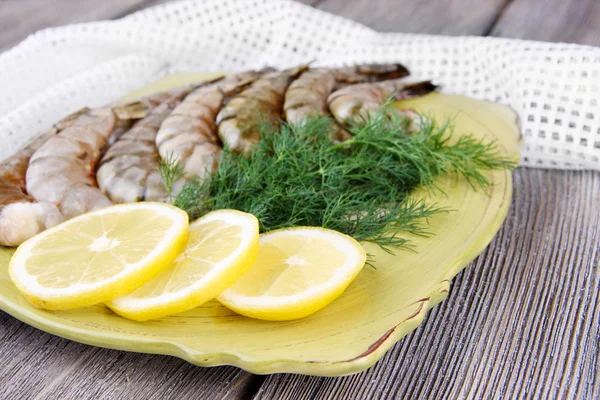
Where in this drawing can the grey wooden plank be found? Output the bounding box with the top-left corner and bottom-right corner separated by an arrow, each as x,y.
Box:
0,311 -> 100,400
492,0 -> 600,46
0,0 -> 158,51
36,352 -> 259,400
312,0 -> 508,34
0,0 -> 326,52
1,1 -> 599,400
0,311 -> 259,400
112,0 -> 190,18
255,169 -> 600,400
113,0 -> 321,19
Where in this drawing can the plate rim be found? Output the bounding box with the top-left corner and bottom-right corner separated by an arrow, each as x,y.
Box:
0,89 -> 520,376
0,176 -> 510,376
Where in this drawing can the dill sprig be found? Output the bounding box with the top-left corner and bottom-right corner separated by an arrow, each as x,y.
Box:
166,104 -> 515,255
159,153 -> 184,203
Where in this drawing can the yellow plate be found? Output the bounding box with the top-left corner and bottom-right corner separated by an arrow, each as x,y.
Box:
0,74 -> 521,376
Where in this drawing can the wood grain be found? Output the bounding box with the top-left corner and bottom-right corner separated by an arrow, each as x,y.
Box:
2,170 -> 597,399
313,0 -> 508,35
0,311 -> 259,400
0,0 -> 164,51
255,169 -> 600,400
0,311 -> 98,399
1,1 -> 600,399
0,0 -> 329,52
492,0 -> 600,46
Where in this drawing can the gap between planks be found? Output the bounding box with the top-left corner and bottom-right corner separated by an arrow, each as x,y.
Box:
481,0 -> 514,36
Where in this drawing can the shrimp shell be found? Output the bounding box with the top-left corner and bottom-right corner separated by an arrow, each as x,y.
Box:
328,79 -> 438,127
333,63 -> 410,87
0,108 -> 88,246
282,68 -> 350,143
284,68 -> 336,125
156,71 -> 263,182
284,64 -> 411,123
284,64 -> 410,142
97,92 -> 190,203
108,89 -> 191,146
26,108 -> 118,219
217,66 -> 307,153
0,133 -> 62,247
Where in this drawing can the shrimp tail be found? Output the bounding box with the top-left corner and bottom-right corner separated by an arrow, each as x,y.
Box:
113,101 -> 152,120
355,63 -> 410,79
393,80 -> 439,100
335,63 -> 410,86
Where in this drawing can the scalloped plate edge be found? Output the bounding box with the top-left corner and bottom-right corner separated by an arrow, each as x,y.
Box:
0,169 -> 511,376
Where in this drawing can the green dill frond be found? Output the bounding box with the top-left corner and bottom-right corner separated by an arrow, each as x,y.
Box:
339,104 -> 516,192
171,99 -> 515,261
158,153 -> 184,203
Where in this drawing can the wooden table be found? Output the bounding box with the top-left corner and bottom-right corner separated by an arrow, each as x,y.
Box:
1,1 -> 599,399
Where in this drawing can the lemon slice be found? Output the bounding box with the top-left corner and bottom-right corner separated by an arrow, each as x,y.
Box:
217,227 -> 367,321
9,203 -> 189,310
107,210 -> 259,321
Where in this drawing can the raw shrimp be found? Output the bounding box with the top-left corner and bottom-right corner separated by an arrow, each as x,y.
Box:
0,108 -> 88,246
107,89 -> 192,146
156,71 -> 262,183
97,93 -> 188,203
333,63 -> 409,86
0,136 -> 64,246
217,66 -> 307,153
283,68 -> 337,125
26,107 -> 118,219
328,78 -> 438,127
283,64 -> 410,142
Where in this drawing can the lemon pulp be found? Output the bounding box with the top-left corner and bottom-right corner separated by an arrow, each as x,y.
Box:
107,209 -> 259,321
9,203 -> 189,310
218,227 -> 366,321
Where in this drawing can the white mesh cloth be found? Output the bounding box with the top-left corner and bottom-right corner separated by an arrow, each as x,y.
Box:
1,0 -> 599,169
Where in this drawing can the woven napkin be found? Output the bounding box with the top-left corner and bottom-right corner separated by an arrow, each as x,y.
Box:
1,0 -> 599,169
